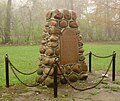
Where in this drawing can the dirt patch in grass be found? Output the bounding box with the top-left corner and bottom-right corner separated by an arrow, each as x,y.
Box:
0,71 -> 120,101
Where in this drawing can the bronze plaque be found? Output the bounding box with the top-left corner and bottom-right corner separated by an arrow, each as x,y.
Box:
60,29 -> 79,64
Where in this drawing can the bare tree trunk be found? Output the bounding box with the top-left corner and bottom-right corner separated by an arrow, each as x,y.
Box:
70,0 -> 73,10
0,27 -> 5,43
105,0 -> 112,40
4,0 -> 11,43
26,7 -> 32,42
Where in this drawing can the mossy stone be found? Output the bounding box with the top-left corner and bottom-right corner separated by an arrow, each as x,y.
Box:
36,75 -> 45,84
44,67 -> 54,76
60,76 -> 67,84
69,73 -> 78,82
65,66 -> 71,74
79,74 -> 88,80
45,77 -> 54,87
37,68 -> 43,75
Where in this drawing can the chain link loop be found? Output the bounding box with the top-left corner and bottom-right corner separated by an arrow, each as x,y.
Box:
91,51 -> 115,58
92,53 -> 113,58
8,51 -> 115,89
57,57 -> 113,91
9,59 -> 53,87
9,60 -> 37,75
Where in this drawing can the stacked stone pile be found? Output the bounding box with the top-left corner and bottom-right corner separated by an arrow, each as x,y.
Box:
36,9 -> 88,87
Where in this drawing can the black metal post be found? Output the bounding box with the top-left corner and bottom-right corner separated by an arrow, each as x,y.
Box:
54,63 -> 58,98
112,52 -> 116,81
5,54 -> 9,88
89,51 -> 92,72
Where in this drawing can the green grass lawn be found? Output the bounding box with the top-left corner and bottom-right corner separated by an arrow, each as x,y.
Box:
0,43 -> 120,86
0,45 -> 40,86
84,43 -> 120,72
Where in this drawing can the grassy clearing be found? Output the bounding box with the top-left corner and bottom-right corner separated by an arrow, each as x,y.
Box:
0,43 -> 120,86
84,43 -> 120,72
0,45 -> 40,86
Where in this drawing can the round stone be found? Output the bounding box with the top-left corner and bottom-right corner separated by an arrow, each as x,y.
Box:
36,75 -> 43,83
65,65 -> 71,74
45,77 -> 54,87
79,48 -> 84,53
59,20 -> 68,28
48,26 -> 54,34
37,59 -> 42,67
81,63 -> 88,72
69,73 -> 78,82
72,11 -> 77,20
48,42 -> 58,47
53,9 -> 63,19
49,26 -> 61,35
60,76 -> 67,84
54,28 -> 61,34
63,10 -> 71,20
46,11 -> 52,20
43,27 -> 50,33
45,48 -> 54,56
49,58 -> 55,64
49,35 -> 59,42
41,40 -> 46,44
55,48 -> 60,56
42,57 -> 50,65
79,55 -> 85,61
58,67 -> 63,75
36,75 -> 47,84
45,22 -> 49,27
79,41 -> 83,46
37,68 -> 43,75
69,21 -> 78,28
42,33 -> 48,39
76,30 -> 80,35
44,67 -> 54,76
72,64 -> 82,74
79,74 -> 88,80
79,35 -> 82,41
40,47 -> 46,54
50,20 -> 58,27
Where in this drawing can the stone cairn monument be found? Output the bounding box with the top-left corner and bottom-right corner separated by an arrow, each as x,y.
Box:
36,9 -> 88,87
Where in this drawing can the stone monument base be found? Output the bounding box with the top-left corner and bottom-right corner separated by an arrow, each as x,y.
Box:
36,9 -> 88,87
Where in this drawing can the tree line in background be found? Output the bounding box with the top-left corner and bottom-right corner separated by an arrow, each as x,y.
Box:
0,0 -> 120,44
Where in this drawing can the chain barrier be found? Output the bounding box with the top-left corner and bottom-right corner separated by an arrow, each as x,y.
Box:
9,60 -> 37,75
84,53 -> 89,56
5,52 -> 116,98
10,63 -> 53,87
10,65 -> 40,87
6,51 -> 116,90
8,57 -> 53,87
91,51 -> 115,58
57,56 -> 113,91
